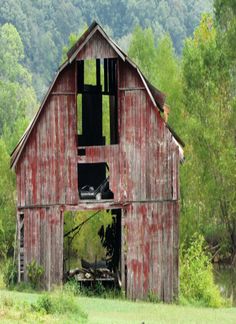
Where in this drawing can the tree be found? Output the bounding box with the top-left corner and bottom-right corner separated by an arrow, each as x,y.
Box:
214,0 -> 236,60
0,23 -> 37,144
0,24 -> 37,258
0,0 -> 213,99
128,26 -> 156,81
181,15 -> 236,259
128,27 -> 183,132
0,139 -> 16,259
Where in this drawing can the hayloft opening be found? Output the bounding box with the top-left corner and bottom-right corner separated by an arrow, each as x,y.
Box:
76,58 -> 118,146
63,209 -> 121,289
78,162 -> 113,200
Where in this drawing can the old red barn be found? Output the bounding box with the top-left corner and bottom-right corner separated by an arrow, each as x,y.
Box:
11,22 -> 184,302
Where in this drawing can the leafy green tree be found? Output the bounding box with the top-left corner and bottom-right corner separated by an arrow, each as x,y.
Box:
181,15 -> 236,257
214,0 -> 236,60
128,26 -> 156,81
0,0 -> 213,99
0,139 -> 16,259
180,234 -> 224,307
0,23 -> 37,140
64,211 -> 113,268
0,23 -> 37,258
128,27 -> 183,132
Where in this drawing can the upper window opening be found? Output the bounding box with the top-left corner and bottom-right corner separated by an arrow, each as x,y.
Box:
77,58 -> 118,147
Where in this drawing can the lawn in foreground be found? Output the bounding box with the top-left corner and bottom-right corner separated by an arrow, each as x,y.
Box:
0,289 -> 235,324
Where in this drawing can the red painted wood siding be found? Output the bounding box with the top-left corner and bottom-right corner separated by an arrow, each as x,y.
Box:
77,59 -> 180,204
16,54 -> 181,301
76,30 -> 118,60
22,207 -> 63,289
16,63 -> 78,207
122,201 -> 179,301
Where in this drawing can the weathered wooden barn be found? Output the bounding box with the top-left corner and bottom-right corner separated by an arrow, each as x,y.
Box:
11,22 -> 184,302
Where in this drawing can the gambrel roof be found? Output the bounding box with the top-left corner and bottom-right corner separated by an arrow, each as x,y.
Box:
10,21 -> 183,169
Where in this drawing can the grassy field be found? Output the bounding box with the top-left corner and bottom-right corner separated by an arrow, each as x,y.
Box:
0,289 -> 236,324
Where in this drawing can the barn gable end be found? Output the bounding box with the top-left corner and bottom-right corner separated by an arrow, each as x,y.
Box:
12,22 -> 183,302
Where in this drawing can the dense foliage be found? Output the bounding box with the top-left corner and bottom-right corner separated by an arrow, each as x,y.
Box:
181,14 -> 236,257
0,0 -> 236,304
180,234 -> 224,307
0,0 -> 212,99
127,6 -> 236,262
0,23 -> 37,260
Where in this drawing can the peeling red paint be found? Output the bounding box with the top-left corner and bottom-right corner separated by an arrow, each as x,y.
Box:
15,26 -> 181,301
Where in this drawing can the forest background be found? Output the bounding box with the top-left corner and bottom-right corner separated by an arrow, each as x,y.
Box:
0,0 -> 235,270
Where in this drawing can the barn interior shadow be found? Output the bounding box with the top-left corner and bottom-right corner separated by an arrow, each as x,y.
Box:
63,209 -> 121,291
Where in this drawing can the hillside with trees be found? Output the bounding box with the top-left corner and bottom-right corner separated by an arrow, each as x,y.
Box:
0,0 -> 212,98
0,0 -> 236,306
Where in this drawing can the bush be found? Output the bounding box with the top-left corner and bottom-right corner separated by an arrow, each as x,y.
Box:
64,278 -> 122,299
2,296 -> 14,308
147,290 -> 160,303
180,233 -> 225,307
13,281 -> 35,292
33,294 -> 53,314
32,290 -> 87,320
26,260 -> 44,289
3,259 -> 17,288
64,278 -> 81,295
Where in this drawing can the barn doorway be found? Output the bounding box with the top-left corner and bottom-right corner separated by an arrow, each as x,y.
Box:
63,209 -> 121,289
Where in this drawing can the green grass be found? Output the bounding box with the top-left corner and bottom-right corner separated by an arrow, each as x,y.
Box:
0,289 -> 236,324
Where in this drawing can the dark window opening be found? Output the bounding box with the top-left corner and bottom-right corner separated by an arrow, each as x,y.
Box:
78,163 -> 114,200
78,148 -> 86,156
77,58 -> 118,147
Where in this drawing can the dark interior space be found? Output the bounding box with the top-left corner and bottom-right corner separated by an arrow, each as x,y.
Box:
78,163 -> 114,200
63,209 -> 122,289
77,58 -> 118,147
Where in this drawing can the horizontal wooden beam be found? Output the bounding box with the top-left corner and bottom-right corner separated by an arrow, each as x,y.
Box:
119,87 -> 145,91
17,199 -> 178,210
51,92 -> 75,95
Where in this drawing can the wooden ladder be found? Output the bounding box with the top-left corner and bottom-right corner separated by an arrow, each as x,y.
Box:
19,214 -> 24,281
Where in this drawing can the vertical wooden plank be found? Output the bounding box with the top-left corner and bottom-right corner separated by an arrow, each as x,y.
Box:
173,201 -> 179,300
146,97 -> 151,199
46,208 -> 51,290
39,208 -> 45,286
23,209 -> 28,281
140,91 -> 146,201
50,207 -> 55,286
36,120 -> 40,206
55,95 -> 60,203
51,97 -> 56,204
46,100 -> 52,204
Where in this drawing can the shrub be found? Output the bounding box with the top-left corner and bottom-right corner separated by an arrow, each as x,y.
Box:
13,281 -> 35,292
147,290 -> 160,303
26,260 -> 44,289
33,294 -> 53,314
64,278 -> 81,295
2,296 -> 14,308
180,233 -> 225,307
64,279 -> 122,299
32,290 -> 87,320
3,259 -> 17,288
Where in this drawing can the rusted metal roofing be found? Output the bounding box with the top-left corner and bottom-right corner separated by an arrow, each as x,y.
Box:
10,21 -> 180,169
